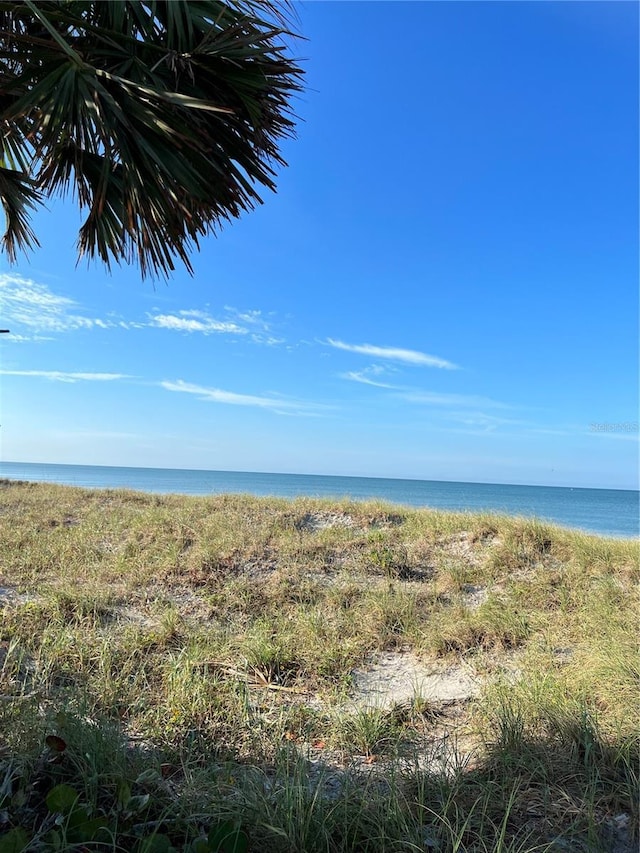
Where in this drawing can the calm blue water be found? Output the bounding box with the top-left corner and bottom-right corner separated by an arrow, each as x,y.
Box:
2,461 -> 638,539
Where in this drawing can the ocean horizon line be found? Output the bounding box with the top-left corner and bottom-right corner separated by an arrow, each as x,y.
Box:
2,460 -> 638,539
3,459 -> 637,495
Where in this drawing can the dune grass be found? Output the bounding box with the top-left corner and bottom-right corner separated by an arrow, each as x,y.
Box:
0,480 -> 637,851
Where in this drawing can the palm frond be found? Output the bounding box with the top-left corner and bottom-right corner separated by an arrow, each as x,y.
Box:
0,164 -> 41,262
0,0 -> 304,278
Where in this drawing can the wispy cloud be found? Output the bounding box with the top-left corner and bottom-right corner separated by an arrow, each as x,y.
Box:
327,338 -> 458,369
0,369 -> 130,383
224,307 -> 271,329
259,335 -> 286,346
149,307 -> 284,344
148,310 -> 248,335
341,365 -> 400,389
0,274 -> 282,344
160,380 -> 326,415
222,307 -> 285,344
400,391 -> 511,410
0,333 -> 54,344
339,363 -> 518,420
0,274 -> 114,335
445,411 -> 530,432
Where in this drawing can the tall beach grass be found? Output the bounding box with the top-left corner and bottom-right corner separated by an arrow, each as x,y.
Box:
0,481 -> 637,851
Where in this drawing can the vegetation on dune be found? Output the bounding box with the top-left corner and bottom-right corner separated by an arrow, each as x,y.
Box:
0,481 -> 638,851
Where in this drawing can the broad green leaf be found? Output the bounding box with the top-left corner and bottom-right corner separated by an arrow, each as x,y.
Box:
208,821 -> 234,849
46,784 -> 79,815
138,834 -> 175,853
0,828 -> 29,853
66,815 -> 109,844
66,806 -> 92,829
208,821 -> 248,853
126,793 -> 150,814
134,769 -> 158,786
45,829 -> 62,850
223,829 -> 248,853
117,781 -> 132,808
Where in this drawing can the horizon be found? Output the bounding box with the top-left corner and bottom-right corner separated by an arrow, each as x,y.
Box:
3,459 -> 638,494
1,2 -> 638,491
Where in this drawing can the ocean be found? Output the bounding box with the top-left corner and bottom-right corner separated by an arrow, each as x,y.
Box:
1,461 -> 638,539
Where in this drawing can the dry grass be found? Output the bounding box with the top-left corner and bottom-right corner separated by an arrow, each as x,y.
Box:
0,481 -> 638,851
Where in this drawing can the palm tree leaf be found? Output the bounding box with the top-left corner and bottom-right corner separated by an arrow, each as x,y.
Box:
0,163 -> 41,262
0,0 -> 304,278
94,69 -> 234,113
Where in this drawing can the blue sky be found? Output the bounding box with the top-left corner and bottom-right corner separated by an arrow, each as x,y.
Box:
1,1 -> 638,489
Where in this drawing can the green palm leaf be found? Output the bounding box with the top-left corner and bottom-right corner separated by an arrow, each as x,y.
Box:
0,0 -> 303,278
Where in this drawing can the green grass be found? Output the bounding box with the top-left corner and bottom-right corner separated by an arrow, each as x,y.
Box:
0,480 -> 638,851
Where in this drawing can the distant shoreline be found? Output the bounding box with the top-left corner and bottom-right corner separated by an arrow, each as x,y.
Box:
1,463 -> 638,540
3,459 -> 637,493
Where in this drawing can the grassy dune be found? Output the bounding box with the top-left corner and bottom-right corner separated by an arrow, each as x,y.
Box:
0,480 -> 638,852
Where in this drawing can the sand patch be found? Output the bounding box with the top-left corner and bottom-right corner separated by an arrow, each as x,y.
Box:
0,586 -> 37,606
461,583 -> 489,609
350,650 -> 480,710
299,512 -> 357,532
437,532 -> 484,566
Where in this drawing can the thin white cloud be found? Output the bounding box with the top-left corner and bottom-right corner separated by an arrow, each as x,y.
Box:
160,380 -> 326,415
115,317 -> 146,330
258,335 -> 286,346
224,307 -> 285,345
341,365 -> 400,389
149,312 -> 247,335
0,274 -> 281,344
0,333 -> 54,344
339,365 -> 516,414
0,273 -> 114,334
342,372 -> 396,389
401,391 -> 512,410
0,369 -> 130,383
148,307 -> 284,344
224,307 -> 271,328
327,338 -> 458,369
446,411 -> 530,431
